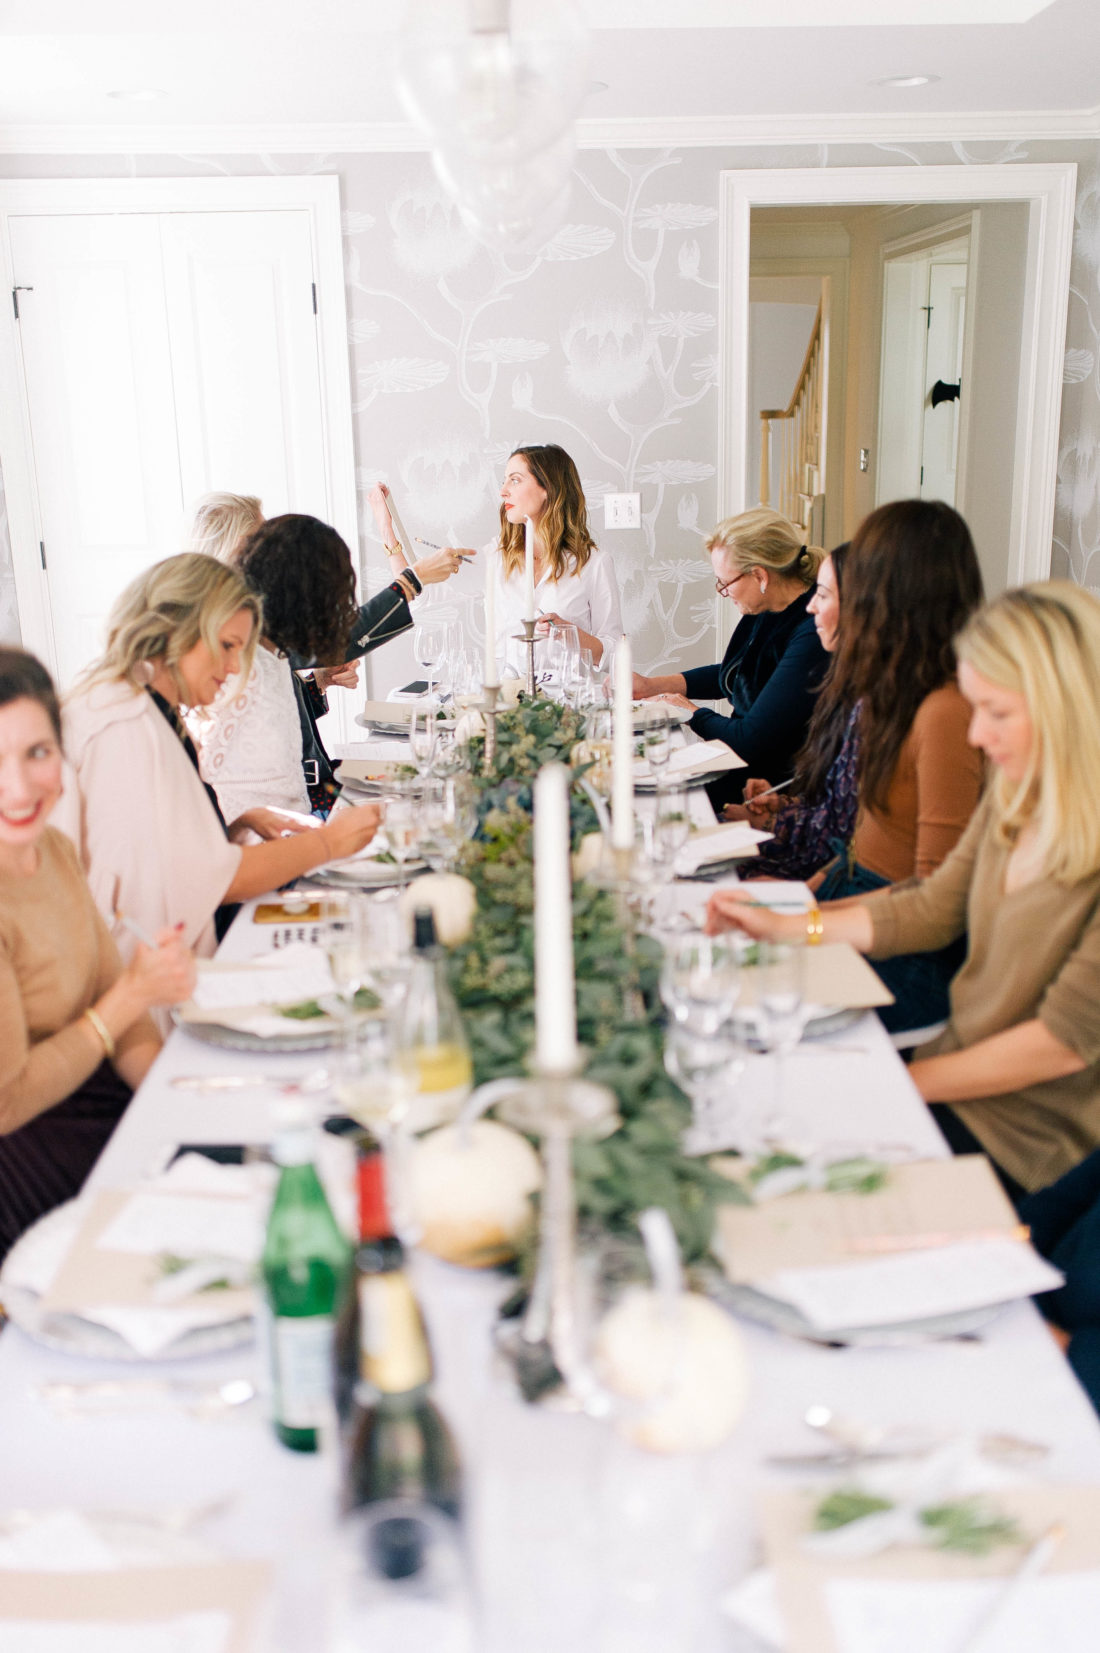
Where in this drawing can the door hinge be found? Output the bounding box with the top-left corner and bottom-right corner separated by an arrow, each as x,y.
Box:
311,282 -> 317,315
39,540 -> 46,570
12,284 -> 33,320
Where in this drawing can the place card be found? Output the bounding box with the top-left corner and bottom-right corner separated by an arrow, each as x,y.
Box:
716,1155 -> 1026,1284
0,1563 -> 269,1653
759,1485 -> 1100,1653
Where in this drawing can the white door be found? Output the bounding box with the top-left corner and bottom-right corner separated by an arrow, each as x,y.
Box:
9,213 -> 183,685
919,260 -> 968,506
161,211 -> 327,518
10,209 -> 328,688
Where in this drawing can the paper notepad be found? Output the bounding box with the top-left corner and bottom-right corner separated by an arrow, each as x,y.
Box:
0,1565 -> 268,1653
760,1485 -> 1100,1653
634,738 -> 746,781
675,821 -> 773,874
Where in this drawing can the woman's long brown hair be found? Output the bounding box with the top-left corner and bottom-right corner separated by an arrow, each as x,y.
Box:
804,500 -> 983,811
499,445 -> 596,581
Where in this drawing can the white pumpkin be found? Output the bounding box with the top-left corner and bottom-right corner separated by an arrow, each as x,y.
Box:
594,1288 -> 750,1453
454,709 -> 486,742
571,831 -> 605,881
399,872 -> 477,947
498,679 -> 524,707
408,1119 -> 542,1268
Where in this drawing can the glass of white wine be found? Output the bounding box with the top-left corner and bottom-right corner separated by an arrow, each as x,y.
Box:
383,785 -> 422,895
322,893 -> 371,1060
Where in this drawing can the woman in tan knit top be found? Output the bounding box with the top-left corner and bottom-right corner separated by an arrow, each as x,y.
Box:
707,583 -> 1100,1199
0,649 -> 195,1258
731,499 -> 985,1031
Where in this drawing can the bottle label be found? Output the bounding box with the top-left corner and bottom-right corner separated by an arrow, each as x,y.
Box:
358,1273 -> 432,1393
271,1314 -> 335,1429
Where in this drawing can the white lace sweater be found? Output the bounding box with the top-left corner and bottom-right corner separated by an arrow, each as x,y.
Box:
197,643 -> 312,824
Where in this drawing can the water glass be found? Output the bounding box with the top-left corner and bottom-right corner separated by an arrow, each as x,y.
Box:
641,707 -> 675,779
322,894 -> 371,1057
413,621 -> 448,699
408,705 -> 437,778
383,786 -> 421,894
741,939 -> 807,1141
658,935 -> 741,1036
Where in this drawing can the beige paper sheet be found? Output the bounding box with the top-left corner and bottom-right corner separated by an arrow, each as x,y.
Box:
759,1485 -> 1100,1653
0,1562 -> 269,1648
359,699 -> 413,725
716,1156 -> 1019,1283
41,1190 -> 254,1319
736,942 -> 893,1011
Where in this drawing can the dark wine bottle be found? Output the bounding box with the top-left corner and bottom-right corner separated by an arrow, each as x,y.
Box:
341,1243 -> 462,1527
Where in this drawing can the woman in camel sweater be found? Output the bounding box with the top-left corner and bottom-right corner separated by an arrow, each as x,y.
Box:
733,500 -> 985,1031
0,649 -> 195,1257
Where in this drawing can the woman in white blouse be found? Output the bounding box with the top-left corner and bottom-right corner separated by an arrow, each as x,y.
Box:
458,445 -> 622,675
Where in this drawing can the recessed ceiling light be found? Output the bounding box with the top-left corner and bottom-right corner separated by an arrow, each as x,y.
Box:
107,88 -> 167,103
873,74 -> 940,88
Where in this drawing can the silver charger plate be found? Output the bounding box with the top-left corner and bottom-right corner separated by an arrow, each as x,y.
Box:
707,1275 -> 1003,1348
634,768 -> 730,794
0,1201 -> 255,1362
172,1011 -> 340,1053
737,1004 -> 862,1049
306,856 -> 427,890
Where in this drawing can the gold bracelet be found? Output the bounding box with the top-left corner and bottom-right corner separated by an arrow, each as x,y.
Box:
83,1006 -> 116,1059
805,905 -> 824,947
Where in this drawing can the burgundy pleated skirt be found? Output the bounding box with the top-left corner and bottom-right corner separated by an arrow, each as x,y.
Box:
0,1061 -> 132,1262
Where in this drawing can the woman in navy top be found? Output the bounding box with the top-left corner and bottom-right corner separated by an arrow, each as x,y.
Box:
633,508 -> 828,803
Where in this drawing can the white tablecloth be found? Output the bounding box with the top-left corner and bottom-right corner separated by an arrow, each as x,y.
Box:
3,852 -> 1100,1650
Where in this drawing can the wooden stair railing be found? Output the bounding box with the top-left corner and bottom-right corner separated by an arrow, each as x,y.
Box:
758,299 -> 824,534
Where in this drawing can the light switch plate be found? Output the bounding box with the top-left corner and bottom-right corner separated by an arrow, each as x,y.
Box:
603,492 -> 641,530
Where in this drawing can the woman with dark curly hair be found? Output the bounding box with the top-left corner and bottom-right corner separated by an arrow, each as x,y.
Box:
197,515 -> 365,826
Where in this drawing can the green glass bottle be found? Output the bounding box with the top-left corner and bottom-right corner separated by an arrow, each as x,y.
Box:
261,1114 -> 352,1452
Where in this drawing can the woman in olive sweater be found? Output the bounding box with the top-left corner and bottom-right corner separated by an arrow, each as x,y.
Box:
707,582 -> 1100,1199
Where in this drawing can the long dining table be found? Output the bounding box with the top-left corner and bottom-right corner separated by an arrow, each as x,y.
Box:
3,737 -> 1100,1652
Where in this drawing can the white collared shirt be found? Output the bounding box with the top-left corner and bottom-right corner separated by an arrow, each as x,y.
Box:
488,542 -> 623,675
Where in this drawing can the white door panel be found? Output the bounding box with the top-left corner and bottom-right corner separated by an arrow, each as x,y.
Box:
9,213 -> 183,685
920,260 -> 968,506
161,211 -> 327,522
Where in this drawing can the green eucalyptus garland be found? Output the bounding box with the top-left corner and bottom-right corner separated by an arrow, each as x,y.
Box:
448,698 -> 743,1265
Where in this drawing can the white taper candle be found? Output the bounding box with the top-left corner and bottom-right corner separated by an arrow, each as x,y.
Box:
611,636 -> 634,851
524,517 -> 536,623
534,762 -> 580,1075
484,547 -> 498,687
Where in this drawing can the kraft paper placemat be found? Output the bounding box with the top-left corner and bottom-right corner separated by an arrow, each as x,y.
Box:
737,942 -> 894,1011
42,1190 -> 254,1319
716,1155 -> 1019,1284
0,1561 -> 269,1649
759,1485 -> 1100,1653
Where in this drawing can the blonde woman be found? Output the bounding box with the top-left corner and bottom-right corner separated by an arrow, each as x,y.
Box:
707,582 -> 1100,1200
185,491 -> 264,563
452,445 -> 622,673
634,508 -> 827,797
56,554 -> 382,972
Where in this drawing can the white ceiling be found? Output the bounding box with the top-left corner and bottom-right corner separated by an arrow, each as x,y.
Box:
0,0 -> 1095,137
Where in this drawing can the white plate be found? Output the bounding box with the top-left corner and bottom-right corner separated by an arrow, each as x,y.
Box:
708,1275 -> 1003,1347
0,1201 -> 254,1363
632,702 -> 694,729
310,856 -> 427,889
635,768 -> 729,794
172,1010 -> 341,1052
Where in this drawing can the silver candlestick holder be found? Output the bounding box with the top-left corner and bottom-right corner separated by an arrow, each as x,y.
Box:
513,618 -> 540,699
480,681 -> 501,774
469,1066 -> 619,1408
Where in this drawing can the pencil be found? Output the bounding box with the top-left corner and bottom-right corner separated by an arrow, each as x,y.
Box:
113,910 -> 158,949
415,537 -> 474,561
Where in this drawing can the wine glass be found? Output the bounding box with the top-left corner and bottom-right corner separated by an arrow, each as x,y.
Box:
741,939 -> 808,1143
662,1021 -> 742,1143
407,704 -> 437,779
658,935 -> 741,1036
322,894 -> 371,1062
383,786 -> 421,896
413,621 -> 447,702
641,707 -> 674,781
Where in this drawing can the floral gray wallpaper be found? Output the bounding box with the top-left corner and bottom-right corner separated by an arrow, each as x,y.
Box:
0,135 -> 1098,672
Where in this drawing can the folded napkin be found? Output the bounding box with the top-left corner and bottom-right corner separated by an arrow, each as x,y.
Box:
674,820 -> 772,875
191,944 -> 334,1013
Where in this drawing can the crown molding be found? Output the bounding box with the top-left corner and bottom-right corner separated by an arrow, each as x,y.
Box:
0,105 -> 1097,156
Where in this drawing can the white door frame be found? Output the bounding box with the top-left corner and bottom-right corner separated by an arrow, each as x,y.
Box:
0,176 -> 356,674
718,164 -> 1077,599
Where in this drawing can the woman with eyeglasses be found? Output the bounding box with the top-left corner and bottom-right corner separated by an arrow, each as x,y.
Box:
633,509 -> 828,803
